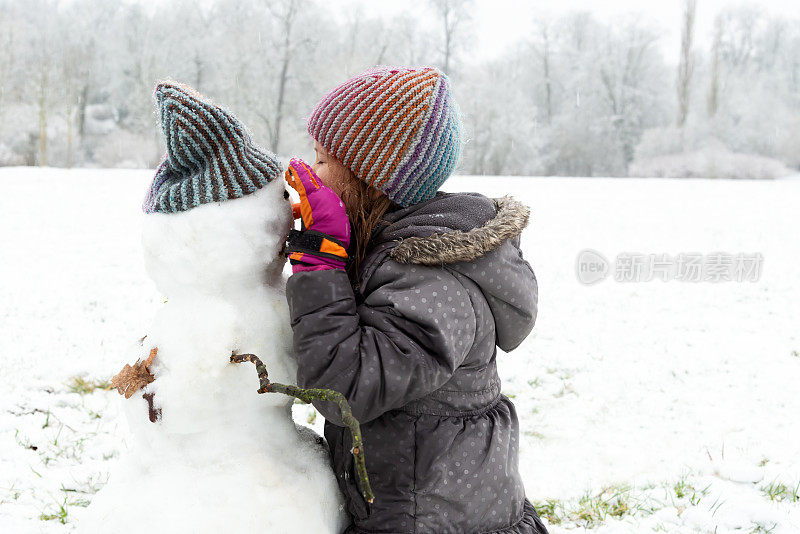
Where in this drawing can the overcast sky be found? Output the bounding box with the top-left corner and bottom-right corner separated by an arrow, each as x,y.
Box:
335,0 -> 800,64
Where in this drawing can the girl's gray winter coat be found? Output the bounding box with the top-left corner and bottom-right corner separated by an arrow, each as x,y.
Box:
285,191 -> 548,534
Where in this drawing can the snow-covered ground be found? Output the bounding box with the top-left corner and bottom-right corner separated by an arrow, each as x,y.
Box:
1,167 -> 798,533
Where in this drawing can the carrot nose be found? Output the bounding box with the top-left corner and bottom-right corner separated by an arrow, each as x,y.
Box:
292,202 -> 302,220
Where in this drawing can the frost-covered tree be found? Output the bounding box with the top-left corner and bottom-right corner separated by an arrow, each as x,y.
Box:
676,0 -> 696,128
507,12 -> 669,176
428,0 -> 475,76
529,18 -> 555,125
1,0 -> 798,176
458,52 -> 542,176
707,15 -> 722,119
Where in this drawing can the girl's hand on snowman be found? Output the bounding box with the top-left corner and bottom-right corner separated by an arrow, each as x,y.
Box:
284,157 -> 350,273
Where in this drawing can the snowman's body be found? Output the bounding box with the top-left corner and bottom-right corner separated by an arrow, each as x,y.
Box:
80,178 -> 347,533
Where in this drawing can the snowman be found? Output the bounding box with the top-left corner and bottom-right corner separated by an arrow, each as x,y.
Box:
79,82 -> 348,533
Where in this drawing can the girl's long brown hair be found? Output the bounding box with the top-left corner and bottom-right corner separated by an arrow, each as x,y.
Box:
337,166 -> 397,286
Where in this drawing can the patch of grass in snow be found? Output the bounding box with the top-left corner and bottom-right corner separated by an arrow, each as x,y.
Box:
67,374 -> 113,395
670,474 -> 710,510
572,485 -> 636,527
39,484 -> 98,523
545,367 -> 575,380
791,350 -> 799,358
14,407 -> 95,469
60,485 -> 91,508
761,480 -> 788,501
691,485 -> 710,506
0,484 -> 22,505
708,494 -> 726,517
760,479 -> 800,503
39,496 -> 69,524
553,382 -> 576,398
524,429 -> 546,440
83,472 -> 110,494
531,498 -> 565,525
673,477 -> 693,499
749,521 -> 778,533
537,485 -> 657,528
543,367 -> 578,398
14,428 -> 38,451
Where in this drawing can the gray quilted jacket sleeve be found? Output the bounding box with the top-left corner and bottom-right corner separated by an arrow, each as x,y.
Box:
285,261 -> 477,426
500,233 -> 538,351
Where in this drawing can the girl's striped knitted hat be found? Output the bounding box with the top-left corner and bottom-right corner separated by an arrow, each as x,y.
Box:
307,65 -> 465,207
143,81 -> 282,214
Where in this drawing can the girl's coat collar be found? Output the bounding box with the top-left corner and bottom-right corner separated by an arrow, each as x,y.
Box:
387,195 -> 530,265
354,192 -> 531,290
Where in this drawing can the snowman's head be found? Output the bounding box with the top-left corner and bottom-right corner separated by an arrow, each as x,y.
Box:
140,81 -> 291,296
142,180 -> 292,296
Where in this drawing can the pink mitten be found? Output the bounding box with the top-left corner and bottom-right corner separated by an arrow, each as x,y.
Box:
284,157 -> 351,273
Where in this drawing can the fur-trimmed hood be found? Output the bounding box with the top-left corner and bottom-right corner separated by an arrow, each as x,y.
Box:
371,191 -> 531,265
363,189 -> 538,354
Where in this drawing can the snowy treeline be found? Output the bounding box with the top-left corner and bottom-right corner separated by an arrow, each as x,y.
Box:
0,0 -> 797,177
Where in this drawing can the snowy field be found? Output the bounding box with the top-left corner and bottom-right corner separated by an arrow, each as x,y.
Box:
1,167 -> 799,533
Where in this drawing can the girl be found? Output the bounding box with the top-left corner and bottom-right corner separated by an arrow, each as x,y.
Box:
283,65 -> 548,534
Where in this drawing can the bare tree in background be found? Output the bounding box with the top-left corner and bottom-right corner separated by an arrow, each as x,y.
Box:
57,2 -> 95,168
707,15 -> 722,118
0,11 -> 14,109
395,14 -> 438,67
36,60 -> 49,166
531,19 -> 555,124
676,0 -> 696,128
263,0 -> 311,154
61,43 -> 79,168
30,0 -> 60,166
598,20 -> 661,171
340,5 -> 393,71
718,7 -> 760,72
187,7 -> 214,93
428,0 -> 474,75
1,0 -> 798,174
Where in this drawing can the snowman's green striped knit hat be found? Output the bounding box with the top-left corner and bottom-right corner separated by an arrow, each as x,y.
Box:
143,81 -> 282,214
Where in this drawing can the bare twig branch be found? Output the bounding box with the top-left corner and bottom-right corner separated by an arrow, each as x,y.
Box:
230,352 -> 374,504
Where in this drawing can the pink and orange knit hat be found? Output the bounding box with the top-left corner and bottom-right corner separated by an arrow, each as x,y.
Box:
306,65 -> 465,207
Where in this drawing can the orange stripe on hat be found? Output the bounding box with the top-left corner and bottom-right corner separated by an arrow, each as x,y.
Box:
342,71 -> 435,183
363,73 -> 437,187
372,100 -> 435,187
377,121 -> 424,188
333,78 -> 399,166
